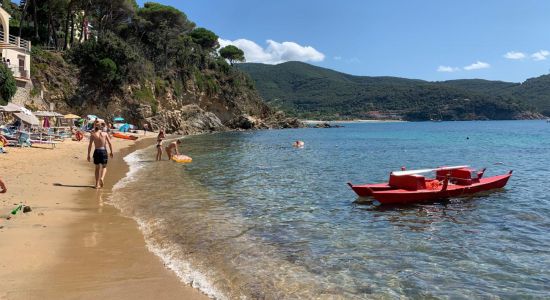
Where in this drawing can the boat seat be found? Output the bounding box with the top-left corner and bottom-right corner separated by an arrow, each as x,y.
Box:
436,168 -> 478,185
389,174 -> 426,191
425,180 -> 441,190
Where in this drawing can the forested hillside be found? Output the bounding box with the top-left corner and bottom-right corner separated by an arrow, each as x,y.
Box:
239,62 -> 548,120
5,0 -> 299,133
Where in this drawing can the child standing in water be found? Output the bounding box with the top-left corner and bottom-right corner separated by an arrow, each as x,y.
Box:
156,129 -> 166,161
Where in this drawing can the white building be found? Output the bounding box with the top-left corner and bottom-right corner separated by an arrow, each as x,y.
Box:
0,5 -> 31,84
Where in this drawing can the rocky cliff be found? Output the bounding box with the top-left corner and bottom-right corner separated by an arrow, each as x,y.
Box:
29,49 -> 302,134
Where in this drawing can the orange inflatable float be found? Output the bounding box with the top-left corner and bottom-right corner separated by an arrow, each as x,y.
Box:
113,133 -> 138,140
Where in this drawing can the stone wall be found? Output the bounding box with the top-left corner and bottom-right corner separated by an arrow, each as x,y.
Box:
10,83 -> 49,110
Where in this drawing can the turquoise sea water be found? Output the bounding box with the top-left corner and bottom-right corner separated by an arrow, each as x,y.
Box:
112,121 -> 550,299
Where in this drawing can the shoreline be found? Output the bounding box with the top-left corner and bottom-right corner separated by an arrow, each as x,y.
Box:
301,119 -> 406,124
0,134 -> 208,299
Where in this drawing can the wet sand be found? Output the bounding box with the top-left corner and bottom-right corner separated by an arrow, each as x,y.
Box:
0,135 -> 208,299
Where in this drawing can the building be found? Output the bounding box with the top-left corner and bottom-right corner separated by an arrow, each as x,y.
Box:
0,4 -> 31,84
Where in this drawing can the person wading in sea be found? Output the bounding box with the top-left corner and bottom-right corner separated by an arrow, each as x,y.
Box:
87,126 -> 114,189
156,128 -> 166,161
165,139 -> 182,160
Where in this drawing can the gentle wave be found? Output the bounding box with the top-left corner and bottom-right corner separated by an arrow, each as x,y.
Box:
109,144 -> 226,300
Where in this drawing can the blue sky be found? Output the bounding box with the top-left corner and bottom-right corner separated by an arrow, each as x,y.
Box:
137,0 -> 550,82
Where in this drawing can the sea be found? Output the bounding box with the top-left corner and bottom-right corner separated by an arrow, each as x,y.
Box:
110,120 -> 550,299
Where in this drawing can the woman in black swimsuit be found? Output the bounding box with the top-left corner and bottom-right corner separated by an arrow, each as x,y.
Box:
156,129 -> 166,161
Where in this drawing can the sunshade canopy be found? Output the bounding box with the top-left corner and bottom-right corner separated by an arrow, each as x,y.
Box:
113,117 -> 125,121
34,111 -> 64,117
63,113 -> 80,119
392,165 -> 470,176
13,105 -> 39,126
0,103 -> 22,113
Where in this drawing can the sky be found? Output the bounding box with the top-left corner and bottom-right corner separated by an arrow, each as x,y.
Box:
137,0 -> 550,82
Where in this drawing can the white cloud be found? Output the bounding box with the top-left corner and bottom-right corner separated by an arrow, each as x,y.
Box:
437,65 -> 460,72
531,50 -> 550,61
503,51 -> 526,60
219,38 -> 325,64
464,61 -> 490,71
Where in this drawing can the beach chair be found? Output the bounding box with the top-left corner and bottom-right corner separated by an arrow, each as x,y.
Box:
17,132 -> 32,148
29,132 -> 58,149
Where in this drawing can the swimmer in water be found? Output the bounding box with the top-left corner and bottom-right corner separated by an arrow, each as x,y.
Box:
293,140 -> 305,148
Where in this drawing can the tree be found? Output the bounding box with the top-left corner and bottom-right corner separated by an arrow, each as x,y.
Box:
0,64 -> 17,105
219,45 -> 245,65
68,32 -> 146,88
137,2 -> 195,69
189,27 -> 219,50
89,0 -> 136,37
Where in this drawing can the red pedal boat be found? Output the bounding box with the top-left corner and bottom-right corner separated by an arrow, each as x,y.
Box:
348,166 -> 512,205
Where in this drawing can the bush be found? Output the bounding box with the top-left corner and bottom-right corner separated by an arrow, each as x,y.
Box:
133,84 -> 158,113
98,58 -> 118,83
0,64 -> 16,105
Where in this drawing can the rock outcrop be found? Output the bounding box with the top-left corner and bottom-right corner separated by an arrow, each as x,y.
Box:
29,51 -> 303,133
150,104 -> 226,135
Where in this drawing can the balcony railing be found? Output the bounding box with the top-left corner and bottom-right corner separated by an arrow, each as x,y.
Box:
19,66 -> 28,79
0,31 -> 31,51
3,64 -> 30,80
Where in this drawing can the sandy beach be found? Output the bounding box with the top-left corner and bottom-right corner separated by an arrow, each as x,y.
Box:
0,134 -> 207,299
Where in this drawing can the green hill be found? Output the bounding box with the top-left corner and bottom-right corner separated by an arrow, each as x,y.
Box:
238,61 -> 547,120
439,79 -> 518,94
510,75 -> 550,115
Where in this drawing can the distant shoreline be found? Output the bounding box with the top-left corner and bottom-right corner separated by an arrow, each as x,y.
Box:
301,119 -> 406,124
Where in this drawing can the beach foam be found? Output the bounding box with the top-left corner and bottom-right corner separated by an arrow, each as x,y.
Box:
110,144 -> 226,300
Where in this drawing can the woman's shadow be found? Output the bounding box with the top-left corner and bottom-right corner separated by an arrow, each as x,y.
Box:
53,183 -> 96,189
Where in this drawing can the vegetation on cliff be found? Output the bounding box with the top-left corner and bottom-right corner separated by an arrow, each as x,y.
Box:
10,0 -> 294,132
0,64 -> 16,105
239,62 -> 547,121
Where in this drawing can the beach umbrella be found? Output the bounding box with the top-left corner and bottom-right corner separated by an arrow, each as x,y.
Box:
12,105 -> 39,126
113,116 -> 124,122
14,112 -> 39,126
43,116 -> 50,128
0,103 -> 22,113
34,111 -> 64,117
63,113 -> 80,119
